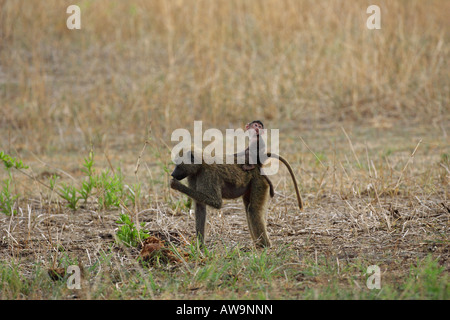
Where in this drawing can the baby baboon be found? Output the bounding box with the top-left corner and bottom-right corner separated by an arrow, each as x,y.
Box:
235,120 -> 266,171
234,120 -> 274,197
170,150 -> 303,247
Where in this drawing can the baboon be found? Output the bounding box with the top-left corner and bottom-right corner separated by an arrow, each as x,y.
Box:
234,119 -> 274,197
170,150 -> 303,247
235,120 -> 266,171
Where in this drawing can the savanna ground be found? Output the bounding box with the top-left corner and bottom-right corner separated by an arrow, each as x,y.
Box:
0,0 -> 449,300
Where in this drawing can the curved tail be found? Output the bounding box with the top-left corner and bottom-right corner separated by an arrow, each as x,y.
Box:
266,152 -> 303,211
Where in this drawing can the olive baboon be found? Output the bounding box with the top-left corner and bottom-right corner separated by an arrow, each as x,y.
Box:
234,120 -> 266,171
234,119 -> 275,197
170,150 -> 303,247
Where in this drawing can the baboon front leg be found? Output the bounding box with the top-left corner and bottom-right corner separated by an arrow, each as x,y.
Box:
243,180 -> 271,248
195,201 -> 207,244
170,179 -> 222,209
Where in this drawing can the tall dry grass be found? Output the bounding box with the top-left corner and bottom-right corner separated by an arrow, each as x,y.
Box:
0,0 -> 448,153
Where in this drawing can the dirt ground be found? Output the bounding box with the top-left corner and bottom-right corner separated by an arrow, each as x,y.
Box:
1,125 -> 448,290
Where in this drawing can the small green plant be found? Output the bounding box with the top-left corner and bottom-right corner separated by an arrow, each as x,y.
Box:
0,174 -> 18,215
79,150 -> 97,203
0,149 -> 141,213
115,212 -> 149,247
54,150 -> 133,210
0,151 -> 29,170
59,183 -> 79,210
97,168 -> 125,210
125,183 -> 142,207
48,174 -> 59,191
0,151 -> 28,215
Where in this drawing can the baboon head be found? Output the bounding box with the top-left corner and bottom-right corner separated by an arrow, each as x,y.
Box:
171,150 -> 202,181
245,120 -> 264,135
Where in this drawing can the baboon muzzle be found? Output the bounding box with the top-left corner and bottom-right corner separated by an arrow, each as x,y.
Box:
171,166 -> 188,181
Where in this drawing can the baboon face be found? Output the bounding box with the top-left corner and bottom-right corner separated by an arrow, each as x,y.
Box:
171,164 -> 189,180
245,120 -> 264,135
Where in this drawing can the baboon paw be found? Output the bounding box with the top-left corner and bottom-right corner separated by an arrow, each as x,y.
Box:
170,178 -> 181,189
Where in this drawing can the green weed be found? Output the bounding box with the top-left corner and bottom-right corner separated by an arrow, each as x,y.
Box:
115,212 -> 149,247
0,151 -> 28,215
0,173 -> 18,215
53,150 -> 140,210
59,183 -> 80,210
0,151 -> 28,170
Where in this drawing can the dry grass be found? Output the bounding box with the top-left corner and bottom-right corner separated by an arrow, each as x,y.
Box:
0,124 -> 448,299
0,0 -> 449,299
1,0 -> 449,152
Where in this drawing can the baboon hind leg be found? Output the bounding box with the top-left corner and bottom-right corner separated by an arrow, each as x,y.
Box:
243,179 -> 271,248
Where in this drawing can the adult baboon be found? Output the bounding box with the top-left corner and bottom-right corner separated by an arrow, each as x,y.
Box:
170,150 -> 302,247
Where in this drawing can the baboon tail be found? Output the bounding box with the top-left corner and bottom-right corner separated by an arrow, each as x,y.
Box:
266,153 -> 303,211
263,175 -> 275,198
